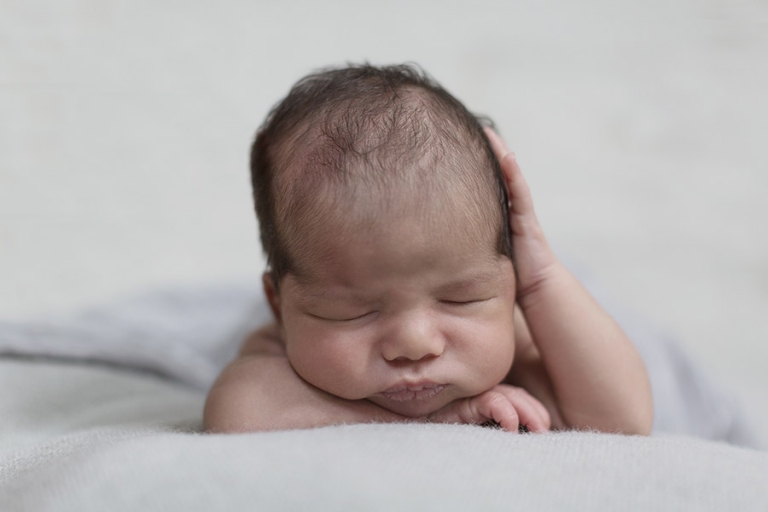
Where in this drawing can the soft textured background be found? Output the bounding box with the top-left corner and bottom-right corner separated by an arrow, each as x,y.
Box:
1,1 -> 766,429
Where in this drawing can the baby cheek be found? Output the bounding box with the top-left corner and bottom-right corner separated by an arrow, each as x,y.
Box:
481,330 -> 515,370
284,324 -> 372,399
457,315 -> 515,386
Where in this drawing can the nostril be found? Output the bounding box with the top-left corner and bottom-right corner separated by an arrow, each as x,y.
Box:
381,327 -> 445,363
387,353 -> 439,366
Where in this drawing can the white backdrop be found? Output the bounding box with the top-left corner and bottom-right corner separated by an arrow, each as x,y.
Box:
1,0 -> 766,426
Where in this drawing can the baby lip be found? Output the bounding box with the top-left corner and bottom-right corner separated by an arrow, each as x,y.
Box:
381,382 -> 446,402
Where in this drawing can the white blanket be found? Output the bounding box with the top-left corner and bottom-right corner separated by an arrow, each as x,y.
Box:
1,359 -> 767,511
0,276 -> 759,444
1,278 -> 766,510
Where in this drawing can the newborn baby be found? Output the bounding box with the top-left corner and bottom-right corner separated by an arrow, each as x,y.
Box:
204,64 -> 653,434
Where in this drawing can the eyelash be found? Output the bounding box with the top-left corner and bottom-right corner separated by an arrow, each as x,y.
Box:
310,298 -> 492,322
441,298 -> 489,306
310,312 -> 374,322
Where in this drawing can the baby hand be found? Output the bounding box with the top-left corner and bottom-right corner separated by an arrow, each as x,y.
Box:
484,128 -> 559,300
427,384 -> 551,433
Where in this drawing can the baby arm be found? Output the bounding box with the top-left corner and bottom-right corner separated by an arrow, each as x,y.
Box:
485,129 -> 653,435
203,323 -> 411,432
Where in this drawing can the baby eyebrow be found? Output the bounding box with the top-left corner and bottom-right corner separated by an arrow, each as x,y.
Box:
435,271 -> 499,294
300,287 -> 373,303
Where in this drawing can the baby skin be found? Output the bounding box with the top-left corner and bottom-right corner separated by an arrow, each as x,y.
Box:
203,128 -> 654,435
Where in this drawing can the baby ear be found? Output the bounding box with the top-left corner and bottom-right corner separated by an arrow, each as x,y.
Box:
262,271 -> 282,324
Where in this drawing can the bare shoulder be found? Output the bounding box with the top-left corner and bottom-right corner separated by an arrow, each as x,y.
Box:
203,354 -> 294,433
238,323 -> 285,357
203,356 -> 263,433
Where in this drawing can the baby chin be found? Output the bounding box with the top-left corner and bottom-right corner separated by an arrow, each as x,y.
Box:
368,382 -> 457,417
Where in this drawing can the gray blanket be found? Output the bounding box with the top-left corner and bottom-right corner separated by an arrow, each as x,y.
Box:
0,275 -> 760,447
1,276 -> 767,511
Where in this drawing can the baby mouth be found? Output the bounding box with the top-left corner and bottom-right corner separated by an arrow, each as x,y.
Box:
381,383 -> 446,402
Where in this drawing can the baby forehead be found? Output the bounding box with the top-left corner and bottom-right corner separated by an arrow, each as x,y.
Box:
285,206 -> 506,285
275,139 -> 497,217
281,177 -> 498,253
275,154 -> 505,274
288,244 -> 510,299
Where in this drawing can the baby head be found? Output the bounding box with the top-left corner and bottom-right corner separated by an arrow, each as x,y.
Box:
250,64 -> 518,417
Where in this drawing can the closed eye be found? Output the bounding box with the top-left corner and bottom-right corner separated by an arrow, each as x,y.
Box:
308,311 -> 376,322
440,298 -> 493,306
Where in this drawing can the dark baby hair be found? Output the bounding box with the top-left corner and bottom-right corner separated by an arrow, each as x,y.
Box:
250,63 -> 512,284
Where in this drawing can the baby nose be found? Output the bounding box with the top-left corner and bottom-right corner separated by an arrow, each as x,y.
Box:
382,314 -> 445,363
